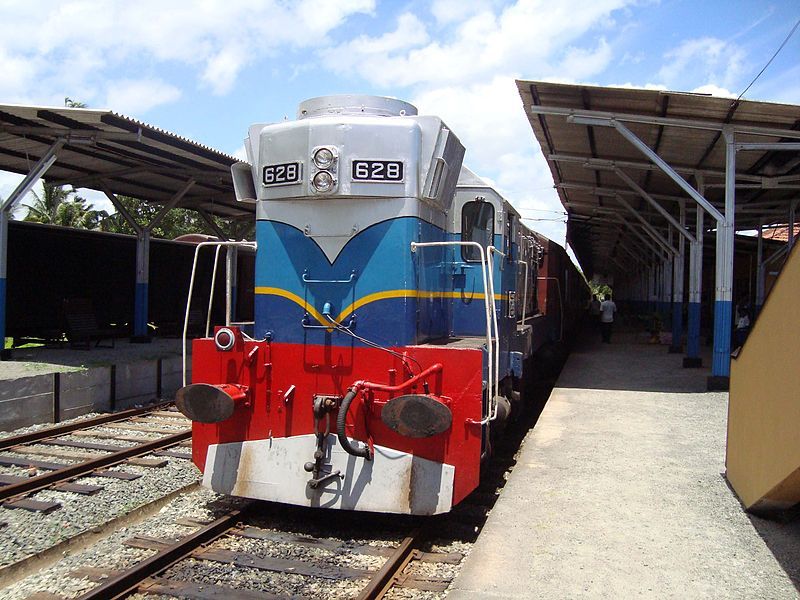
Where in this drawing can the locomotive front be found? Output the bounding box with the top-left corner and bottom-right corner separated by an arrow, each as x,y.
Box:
176,95 -> 492,515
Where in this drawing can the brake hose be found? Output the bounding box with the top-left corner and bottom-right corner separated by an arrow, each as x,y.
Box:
336,386 -> 373,460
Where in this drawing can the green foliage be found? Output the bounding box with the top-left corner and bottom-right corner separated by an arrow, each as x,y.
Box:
64,97 -> 87,108
590,282 -> 613,299
16,173 -> 252,240
99,195 -> 254,240
22,183 -> 108,228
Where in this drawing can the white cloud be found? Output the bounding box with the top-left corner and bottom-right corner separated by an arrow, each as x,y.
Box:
430,0 -> 493,25
690,84 -> 735,98
0,0 -> 376,106
658,37 -> 746,91
341,13 -> 430,56
327,0 -> 631,88
557,39 -> 613,80
105,79 -> 182,114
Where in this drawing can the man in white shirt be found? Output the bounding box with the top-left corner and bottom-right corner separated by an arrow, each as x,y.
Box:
600,294 -> 617,343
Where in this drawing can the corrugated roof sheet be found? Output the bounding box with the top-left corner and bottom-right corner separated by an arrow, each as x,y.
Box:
0,104 -> 252,218
517,81 -> 800,279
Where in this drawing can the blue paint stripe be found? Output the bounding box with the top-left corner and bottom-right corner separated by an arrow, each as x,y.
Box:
712,300 -> 732,377
134,282 -> 148,337
686,302 -> 701,358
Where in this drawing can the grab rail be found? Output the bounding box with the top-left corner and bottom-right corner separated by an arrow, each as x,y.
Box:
183,241 -> 257,386
302,269 -> 357,284
410,241 -> 497,424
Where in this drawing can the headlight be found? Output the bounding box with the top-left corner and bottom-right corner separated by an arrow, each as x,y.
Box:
214,327 -> 236,351
312,170 -> 335,193
313,147 -> 335,169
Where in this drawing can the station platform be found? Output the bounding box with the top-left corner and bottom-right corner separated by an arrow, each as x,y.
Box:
0,338 -> 188,430
450,329 -> 800,598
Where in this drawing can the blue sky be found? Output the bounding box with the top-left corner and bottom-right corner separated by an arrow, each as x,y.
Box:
1,0 -> 799,245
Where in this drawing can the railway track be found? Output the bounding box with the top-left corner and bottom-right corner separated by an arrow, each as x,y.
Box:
52,504 -> 456,600
0,405 -> 192,512
6,371 -> 561,599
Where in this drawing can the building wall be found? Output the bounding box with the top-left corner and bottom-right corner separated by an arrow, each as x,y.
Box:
727,241 -> 800,510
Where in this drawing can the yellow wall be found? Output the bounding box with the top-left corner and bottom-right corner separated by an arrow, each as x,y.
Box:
727,241 -> 800,511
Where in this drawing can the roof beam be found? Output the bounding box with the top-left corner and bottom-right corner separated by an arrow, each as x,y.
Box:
614,168 -> 696,243
547,153 -> 763,183
529,105 -> 800,139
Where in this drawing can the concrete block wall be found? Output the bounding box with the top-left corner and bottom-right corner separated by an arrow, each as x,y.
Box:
0,355 -> 189,432
60,367 -> 112,420
113,360 -> 159,411
0,375 -> 55,431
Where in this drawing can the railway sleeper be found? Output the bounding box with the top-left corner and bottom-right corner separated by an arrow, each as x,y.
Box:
234,526 -> 395,556
193,547 -> 374,580
139,576 -> 300,600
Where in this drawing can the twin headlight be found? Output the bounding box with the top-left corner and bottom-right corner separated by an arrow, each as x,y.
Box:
311,147 -> 337,193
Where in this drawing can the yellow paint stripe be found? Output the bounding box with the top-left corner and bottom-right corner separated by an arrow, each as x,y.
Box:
255,287 -> 327,325
255,286 -> 506,326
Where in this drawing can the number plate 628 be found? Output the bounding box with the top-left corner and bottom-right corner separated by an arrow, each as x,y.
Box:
263,162 -> 302,186
352,160 -> 404,182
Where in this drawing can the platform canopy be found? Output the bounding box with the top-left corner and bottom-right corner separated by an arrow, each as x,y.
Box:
0,104 -> 252,218
517,81 -> 800,280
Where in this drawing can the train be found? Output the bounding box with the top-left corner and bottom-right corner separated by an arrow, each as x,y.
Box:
175,95 -> 588,515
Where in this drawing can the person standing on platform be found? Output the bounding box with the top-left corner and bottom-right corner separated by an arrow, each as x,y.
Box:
600,293 -> 617,343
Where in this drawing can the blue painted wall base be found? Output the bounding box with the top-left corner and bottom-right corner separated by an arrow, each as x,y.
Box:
669,301 -> 683,352
711,299 -> 733,377
684,301 -> 701,367
134,282 -> 149,340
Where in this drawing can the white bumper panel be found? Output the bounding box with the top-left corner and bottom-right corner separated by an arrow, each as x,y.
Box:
202,434 -> 454,515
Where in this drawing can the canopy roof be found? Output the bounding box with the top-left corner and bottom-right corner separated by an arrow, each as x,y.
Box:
0,104 -> 252,218
517,81 -> 800,278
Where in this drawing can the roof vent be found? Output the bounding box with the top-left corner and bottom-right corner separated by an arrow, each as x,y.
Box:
297,95 -> 418,119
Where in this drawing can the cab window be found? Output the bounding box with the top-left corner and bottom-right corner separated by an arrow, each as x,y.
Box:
461,201 -> 494,262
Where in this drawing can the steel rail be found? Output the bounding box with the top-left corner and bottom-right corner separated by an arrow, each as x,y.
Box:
0,430 -> 190,501
0,401 -> 174,451
75,508 -> 248,600
356,530 -> 422,600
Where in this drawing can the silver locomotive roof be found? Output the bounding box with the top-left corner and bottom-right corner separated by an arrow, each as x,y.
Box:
297,95 -> 418,119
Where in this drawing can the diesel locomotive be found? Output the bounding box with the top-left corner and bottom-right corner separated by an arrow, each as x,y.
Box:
176,95 -> 587,515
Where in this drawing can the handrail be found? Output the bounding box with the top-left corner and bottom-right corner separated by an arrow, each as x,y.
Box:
411,241 -> 496,424
183,241 -> 257,386
517,259 -> 529,326
205,245 -> 222,338
302,269 -> 357,284
486,246 -> 506,422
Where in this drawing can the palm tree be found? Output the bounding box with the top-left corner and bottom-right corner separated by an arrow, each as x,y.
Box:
23,183 -> 74,224
23,183 -> 106,229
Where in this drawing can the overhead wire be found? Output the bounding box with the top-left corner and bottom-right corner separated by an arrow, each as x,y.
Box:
735,16 -> 800,102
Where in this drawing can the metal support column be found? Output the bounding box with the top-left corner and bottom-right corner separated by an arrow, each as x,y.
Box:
134,230 -> 151,340
0,141 -> 63,356
685,201 -> 704,368
670,202 -> 686,352
663,228 -> 673,322
709,129 -> 736,387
